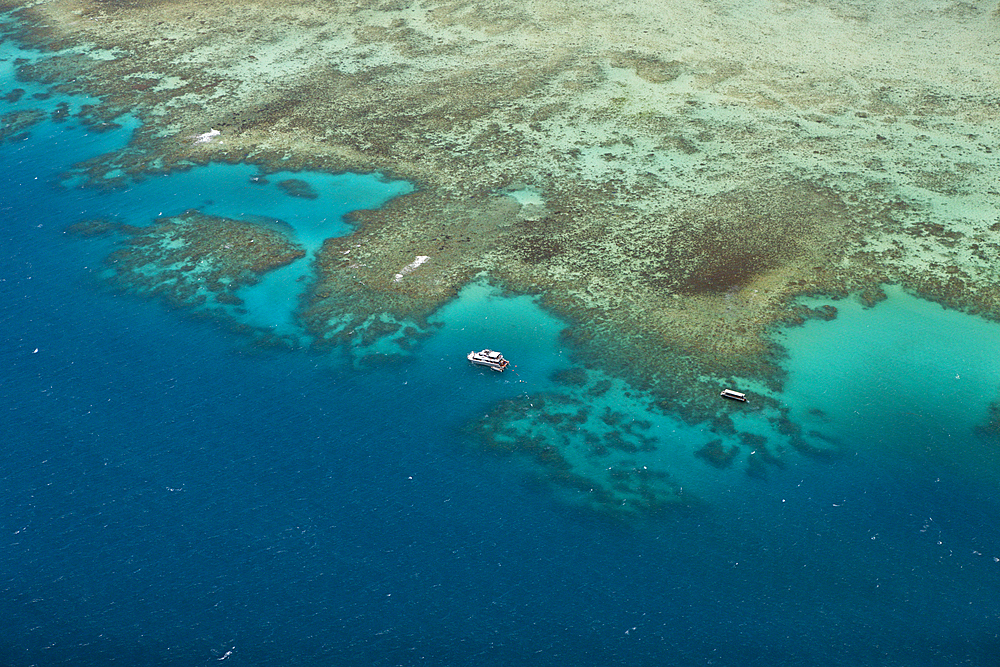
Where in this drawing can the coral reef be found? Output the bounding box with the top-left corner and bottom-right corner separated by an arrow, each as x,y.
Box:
7,0 -> 997,380
103,209 -> 304,311
695,440 -> 739,469
466,389 -> 684,518
64,217 -> 118,238
276,178 -> 318,199
8,0 -> 1000,512
0,108 -> 46,143
974,400 -> 1000,445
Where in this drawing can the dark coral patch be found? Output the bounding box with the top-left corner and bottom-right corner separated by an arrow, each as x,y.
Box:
64,218 -> 118,238
652,182 -> 850,295
517,235 -> 562,264
974,399 -> 1000,444
0,108 -> 46,143
465,389 -> 683,517
695,439 -> 740,468
103,209 -> 305,308
276,178 -> 319,199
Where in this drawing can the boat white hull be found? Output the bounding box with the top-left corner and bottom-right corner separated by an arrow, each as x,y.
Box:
468,349 -> 509,372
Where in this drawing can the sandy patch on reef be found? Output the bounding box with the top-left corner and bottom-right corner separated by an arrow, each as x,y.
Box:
7,0 -> 1000,402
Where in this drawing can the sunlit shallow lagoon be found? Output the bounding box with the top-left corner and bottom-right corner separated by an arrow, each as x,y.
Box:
2,33 -> 1000,667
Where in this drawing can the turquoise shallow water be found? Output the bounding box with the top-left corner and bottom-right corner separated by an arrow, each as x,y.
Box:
2,32 -> 1000,666
74,162 -> 413,252
779,287 -> 1000,472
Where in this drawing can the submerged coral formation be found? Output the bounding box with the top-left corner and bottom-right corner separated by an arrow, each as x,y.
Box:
467,385 -> 683,517
103,209 -> 305,311
464,364 -> 835,516
276,178 -> 318,200
0,107 -> 46,142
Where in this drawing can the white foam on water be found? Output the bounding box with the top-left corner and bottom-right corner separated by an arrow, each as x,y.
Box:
193,128 -> 220,144
393,255 -> 430,282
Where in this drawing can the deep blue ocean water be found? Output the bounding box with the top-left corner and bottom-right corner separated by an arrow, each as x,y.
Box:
2,36 -> 1000,667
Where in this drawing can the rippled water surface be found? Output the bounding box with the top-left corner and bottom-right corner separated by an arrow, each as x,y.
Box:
2,35 -> 999,667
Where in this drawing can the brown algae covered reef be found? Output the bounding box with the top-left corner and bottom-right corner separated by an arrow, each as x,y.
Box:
7,0 -> 1000,514
67,210 -> 308,340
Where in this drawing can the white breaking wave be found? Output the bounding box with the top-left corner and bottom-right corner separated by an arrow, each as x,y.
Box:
394,255 -> 430,282
194,128 -> 220,144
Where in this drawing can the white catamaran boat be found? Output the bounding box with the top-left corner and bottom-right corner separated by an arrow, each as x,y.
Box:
467,349 -> 509,372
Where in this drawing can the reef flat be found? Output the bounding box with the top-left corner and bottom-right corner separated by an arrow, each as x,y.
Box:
8,0 -> 998,360
5,0 -> 1000,512
74,210 -> 306,335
